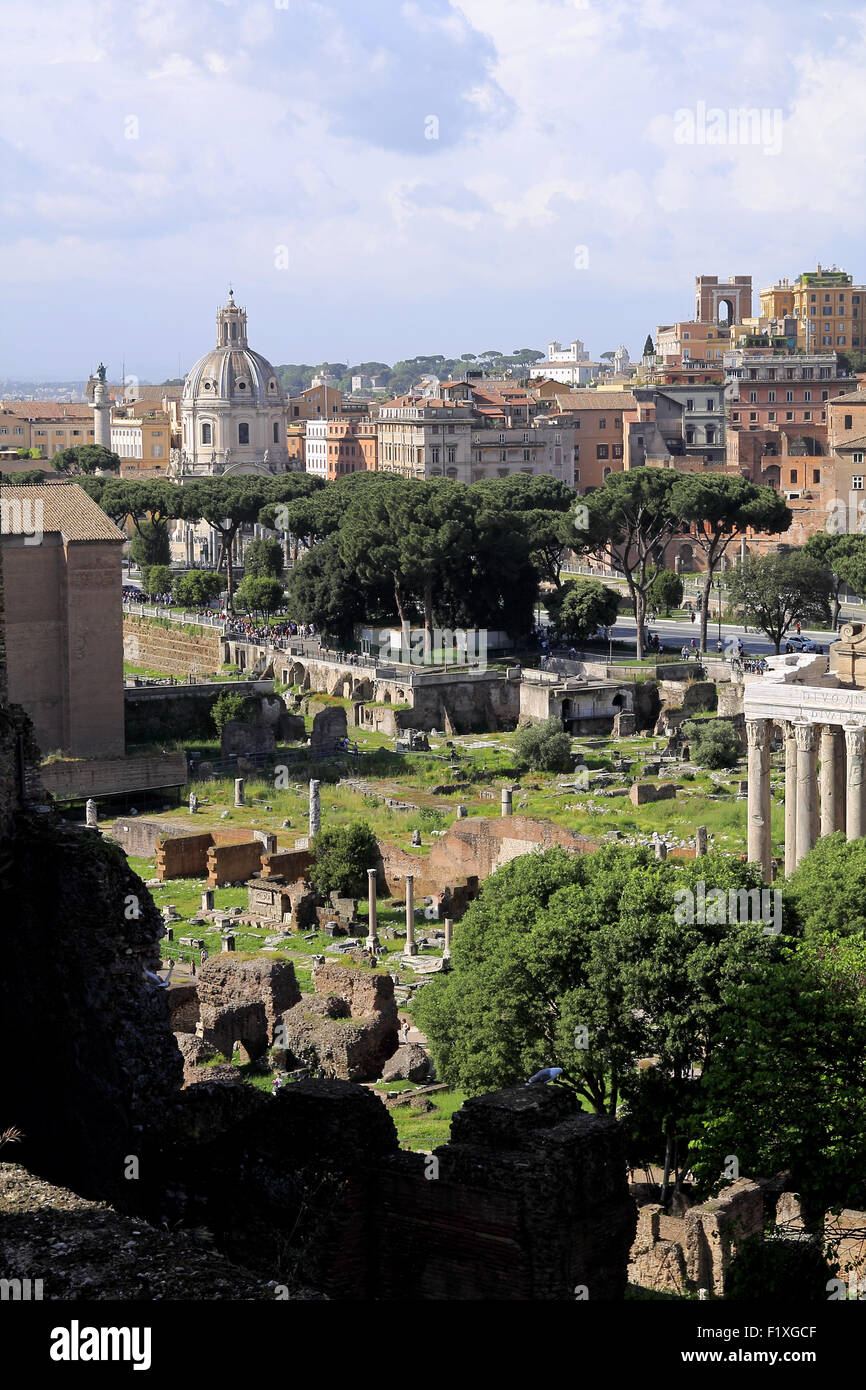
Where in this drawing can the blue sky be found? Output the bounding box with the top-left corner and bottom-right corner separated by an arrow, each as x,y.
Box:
3,0 -> 866,380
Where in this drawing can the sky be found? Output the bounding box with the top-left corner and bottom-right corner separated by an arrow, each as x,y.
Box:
3,0 -> 866,381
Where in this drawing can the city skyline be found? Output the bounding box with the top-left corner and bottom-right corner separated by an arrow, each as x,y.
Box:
4,0 -> 866,377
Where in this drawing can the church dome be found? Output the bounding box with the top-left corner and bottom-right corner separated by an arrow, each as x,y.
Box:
182,290 -> 285,406
178,291 -> 290,474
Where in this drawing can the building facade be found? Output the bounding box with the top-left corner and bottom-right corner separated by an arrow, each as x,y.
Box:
760,266 -> 866,353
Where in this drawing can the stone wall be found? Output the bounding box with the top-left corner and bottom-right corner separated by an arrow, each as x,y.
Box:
628,1179 -> 765,1296
260,847 -> 312,880
167,983 -> 200,1034
207,840 -> 266,887
40,751 -> 187,801
277,960 -> 398,1081
123,616 -> 222,678
158,831 -> 215,880
197,956 -> 301,1059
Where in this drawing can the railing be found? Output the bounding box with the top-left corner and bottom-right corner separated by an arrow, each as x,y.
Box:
123,600 -> 226,631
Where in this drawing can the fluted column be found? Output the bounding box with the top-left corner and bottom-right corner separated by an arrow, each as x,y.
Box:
794,722 -> 818,865
366,868 -> 379,951
844,725 -> 866,842
820,726 -> 844,838
746,718 -> 772,881
784,722 -> 798,877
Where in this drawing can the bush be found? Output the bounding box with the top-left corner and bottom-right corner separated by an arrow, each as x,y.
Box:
309,822 -> 379,899
144,564 -> 173,596
173,569 -> 225,607
211,690 -> 257,735
234,574 -> 284,618
513,717 -> 573,773
683,718 -> 742,770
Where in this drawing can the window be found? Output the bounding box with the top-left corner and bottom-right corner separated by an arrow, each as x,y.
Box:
853,476 -> 864,490
523,449 -> 531,461
13,426 -> 23,435
603,467 -> 612,480
706,427 -> 716,445
813,469 -> 820,485
201,423 -> 212,444
786,412 -> 794,421
749,391 -> 757,403
686,398 -> 694,410
238,423 -> 250,445
768,390 -> 776,403
786,390 -> 793,402
500,449 -> 507,462
705,399 -> 714,411
152,445 -> 163,458
596,444 -> 609,459
599,417 -> 607,429
804,390 -> 811,402
802,411 -> 810,421
574,468 -> 580,483
845,414 -> 853,430
768,412 -> 776,422
853,452 -> 864,465
446,446 -> 456,463
612,444 -> 623,459
686,428 -> 695,445
574,445 -> 580,461
790,469 -> 798,484
273,423 -> 280,443
749,412 -> 758,422
732,412 -> 740,422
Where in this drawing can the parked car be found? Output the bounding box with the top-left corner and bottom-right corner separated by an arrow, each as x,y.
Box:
784,635 -> 823,654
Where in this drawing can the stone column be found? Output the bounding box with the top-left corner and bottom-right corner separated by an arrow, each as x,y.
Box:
794,722 -> 818,865
695,825 -> 708,857
501,786 -> 513,817
85,798 -> 98,828
234,777 -> 245,807
405,874 -> 417,956
201,889 -> 214,913
820,726 -> 844,838
654,837 -> 667,861
309,779 -> 321,838
835,728 -> 847,839
366,868 -> 379,950
844,724 -> 866,842
443,917 -> 453,959
746,718 -> 772,881
784,722 -> 798,877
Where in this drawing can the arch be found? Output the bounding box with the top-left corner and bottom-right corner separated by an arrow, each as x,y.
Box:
762,463 -> 781,489
717,297 -> 735,326
678,543 -> 695,570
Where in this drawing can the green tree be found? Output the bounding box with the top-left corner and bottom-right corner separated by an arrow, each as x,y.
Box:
783,833 -> 866,939
172,569 -> 224,607
683,718 -> 741,769
143,563 -> 173,596
243,536 -> 284,579
179,478 -> 270,610
130,520 -> 170,577
727,551 -> 834,652
690,934 -> 866,1216
287,534 -> 381,643
50,443 -> 121,475
414,845 -> 778,1204
670,475 -> 791,652
811,533 -> 866,620
309,822 -> 379,898
642,335 -> 655,357
234,575 -> 284,619
512,717 -> 573,772
581,467 -> 681,659
547,578 -> 620,642
211,690 -> 256,735
1,468 -> 45,485
646,568 -> 683,617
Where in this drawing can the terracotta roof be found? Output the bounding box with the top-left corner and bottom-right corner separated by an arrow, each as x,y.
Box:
834,434 -> 866,451
546,391 -> 638,412
829,390 -> 866,406
0,481 -> 125,543
0,401 -> 92,420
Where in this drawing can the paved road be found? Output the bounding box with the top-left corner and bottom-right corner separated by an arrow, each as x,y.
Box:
611,615 -> 838,658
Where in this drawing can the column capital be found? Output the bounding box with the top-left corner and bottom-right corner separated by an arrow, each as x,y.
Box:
794,721 -> 818,752
844,724 -> 866,757
745,717 -> 771,750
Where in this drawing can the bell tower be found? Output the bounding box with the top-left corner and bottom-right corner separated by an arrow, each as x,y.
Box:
216,289 -> 248,348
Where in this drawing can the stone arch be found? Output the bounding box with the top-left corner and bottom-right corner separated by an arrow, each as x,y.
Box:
678,543 -> 695,570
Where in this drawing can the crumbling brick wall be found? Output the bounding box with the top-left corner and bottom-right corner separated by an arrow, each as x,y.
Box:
206,840 -> 266,888
197,956 -> 301,1059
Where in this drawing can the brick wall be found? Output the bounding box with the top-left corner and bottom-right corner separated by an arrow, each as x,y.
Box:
157,832 -> 215,880
123,616 -> 222,678
260,848 -> 312,880
207,840 -> 266,887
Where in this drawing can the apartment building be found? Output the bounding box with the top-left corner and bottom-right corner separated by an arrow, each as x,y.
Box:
0,402 -> 96,457
304,417 -> 377,481
725,349 -> 851,430
542,391 -> 638,492
110,410 -> 172,465
759,266 -> 866,352
376,382 -> 573,486
625,383 -> 726,471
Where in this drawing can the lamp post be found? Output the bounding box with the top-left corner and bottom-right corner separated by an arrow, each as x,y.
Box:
715,575 -> 724,647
